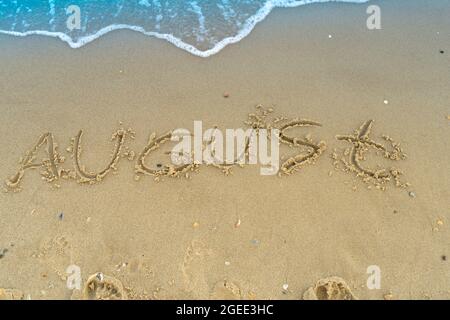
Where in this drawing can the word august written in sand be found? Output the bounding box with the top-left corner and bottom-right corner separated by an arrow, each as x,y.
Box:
4,106 -> 410,192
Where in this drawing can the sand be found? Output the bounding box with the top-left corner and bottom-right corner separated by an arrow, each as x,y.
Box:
0,0 -> 449,300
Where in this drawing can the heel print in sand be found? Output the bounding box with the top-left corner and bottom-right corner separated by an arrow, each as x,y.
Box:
303,276 -> 357,300
82,272 -> 127,300
333,120 -> 409,190
0,288 -> 25,300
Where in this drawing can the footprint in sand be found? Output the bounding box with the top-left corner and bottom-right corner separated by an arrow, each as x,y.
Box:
303,276 -> 356,300
0,288 -> 24,300
181,241 -> 244,299
181,240 -> 214,298
210,280 -> 242,300
82,273 -> 127,300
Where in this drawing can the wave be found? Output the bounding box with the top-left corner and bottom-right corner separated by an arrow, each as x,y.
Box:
0,0 -> 370,57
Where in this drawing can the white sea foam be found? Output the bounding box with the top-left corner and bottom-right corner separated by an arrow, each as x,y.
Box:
0,0 -> 370,57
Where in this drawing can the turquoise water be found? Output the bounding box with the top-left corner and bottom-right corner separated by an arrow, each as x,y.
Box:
0,0 -> 369,56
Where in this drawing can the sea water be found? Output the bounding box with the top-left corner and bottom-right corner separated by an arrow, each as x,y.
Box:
0,0 -> 369,56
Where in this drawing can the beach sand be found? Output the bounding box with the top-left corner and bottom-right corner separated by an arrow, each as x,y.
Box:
0,0 -> 449,299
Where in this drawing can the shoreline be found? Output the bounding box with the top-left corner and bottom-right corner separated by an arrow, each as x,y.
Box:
0,0 -> 371,56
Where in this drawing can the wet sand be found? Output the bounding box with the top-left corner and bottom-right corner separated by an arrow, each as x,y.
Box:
0,0 -> 450,299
